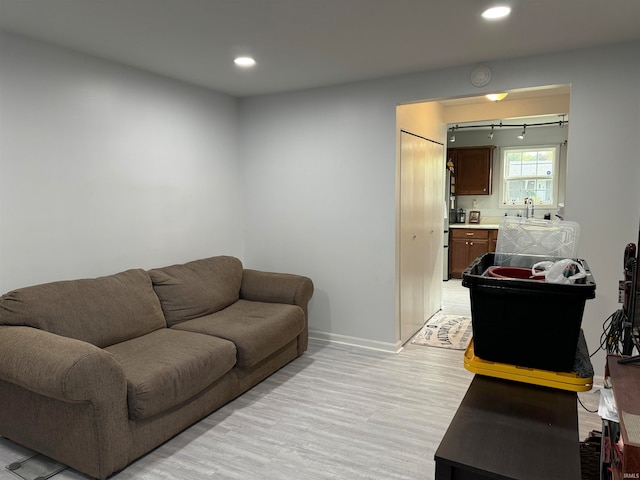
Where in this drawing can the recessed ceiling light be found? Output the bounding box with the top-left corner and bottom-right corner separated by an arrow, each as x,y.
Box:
234,57 -> 256,67
482,6 -> 511,19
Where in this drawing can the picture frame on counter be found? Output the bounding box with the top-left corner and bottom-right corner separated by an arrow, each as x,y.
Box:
469,211 -> 481,224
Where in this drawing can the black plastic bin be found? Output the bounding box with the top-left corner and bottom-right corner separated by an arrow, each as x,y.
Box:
462,253 -> 596,372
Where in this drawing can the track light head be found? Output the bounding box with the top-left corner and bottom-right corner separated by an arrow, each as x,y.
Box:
517,125 -> 527,140
488,125 -> 494,139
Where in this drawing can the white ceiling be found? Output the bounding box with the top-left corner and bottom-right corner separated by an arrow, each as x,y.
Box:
1,0 -> 639,98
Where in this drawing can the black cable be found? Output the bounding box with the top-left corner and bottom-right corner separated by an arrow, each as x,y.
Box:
596,309 -> 626,356
596,313 -> 612,355
575,309 -> 627,416
575,310 -> 630,417
577,394 -> 598,414
595,313 -> 614,356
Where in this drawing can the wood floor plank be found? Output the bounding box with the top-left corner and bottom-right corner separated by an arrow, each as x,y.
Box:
0,280 -> 604,479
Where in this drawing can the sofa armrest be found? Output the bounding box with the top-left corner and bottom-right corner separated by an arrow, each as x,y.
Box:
0,325 -> 126,403
0,325 -> 131,479
240,270 -> 314,354
240,269 -> 314,311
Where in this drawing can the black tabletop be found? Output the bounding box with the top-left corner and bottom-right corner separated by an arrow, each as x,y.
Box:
435,375 -> 581,480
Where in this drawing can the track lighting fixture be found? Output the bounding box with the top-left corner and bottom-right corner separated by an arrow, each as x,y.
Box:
517,125 -> 527,140
448,118 -> 568,141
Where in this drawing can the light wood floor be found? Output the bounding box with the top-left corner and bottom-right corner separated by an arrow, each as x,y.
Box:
0,280 -> 603,479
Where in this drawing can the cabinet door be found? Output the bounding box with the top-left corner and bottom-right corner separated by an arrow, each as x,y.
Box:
468,239 -> 489,264
450,146 -> 494,195
489,230 -> 498,253
449,229 -> 491,278
449,237 -> 470,279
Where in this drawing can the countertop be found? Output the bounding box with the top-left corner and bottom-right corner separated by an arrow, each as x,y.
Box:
449,223 -> 499,230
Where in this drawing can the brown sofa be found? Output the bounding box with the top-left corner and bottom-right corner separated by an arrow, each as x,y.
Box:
0,256 -> 313,479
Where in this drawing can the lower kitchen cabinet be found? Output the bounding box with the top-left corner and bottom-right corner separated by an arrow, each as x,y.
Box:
489,229 -> 498,252
449,228 -> 495,279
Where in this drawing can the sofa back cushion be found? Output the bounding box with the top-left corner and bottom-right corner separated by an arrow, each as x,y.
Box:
0,269 -> 166,348
148,256 -> 243,327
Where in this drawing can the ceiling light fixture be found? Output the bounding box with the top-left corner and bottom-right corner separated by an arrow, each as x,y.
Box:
482,6 -> 511,19
234,56 -> 256,67
486,93 -> 508,102
449,126 -> 457,143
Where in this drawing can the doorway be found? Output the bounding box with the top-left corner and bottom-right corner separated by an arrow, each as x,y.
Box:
396,84 -> 571,346
441,85 -> 571,310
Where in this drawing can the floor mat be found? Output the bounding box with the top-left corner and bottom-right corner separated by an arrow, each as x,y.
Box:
6,454 -> 67,480
410,312 -> 472,350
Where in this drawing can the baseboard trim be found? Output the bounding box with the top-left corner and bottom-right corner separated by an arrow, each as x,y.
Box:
590,374 -> 605,390
309,330 -> 402,353
308,332 -> 608,390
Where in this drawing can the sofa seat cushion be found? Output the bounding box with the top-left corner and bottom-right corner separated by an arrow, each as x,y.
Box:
171,300 -> 305,368
105,329 -> 237,420
0,269 -> 166,348
149,256 -> 243,327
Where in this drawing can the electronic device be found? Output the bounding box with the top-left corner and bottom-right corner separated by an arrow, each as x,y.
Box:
619,220 -> 640,363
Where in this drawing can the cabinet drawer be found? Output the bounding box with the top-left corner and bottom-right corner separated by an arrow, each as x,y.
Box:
451,229 -> 490,240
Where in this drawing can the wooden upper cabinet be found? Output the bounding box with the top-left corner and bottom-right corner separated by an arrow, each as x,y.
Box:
448,146 -> 495,195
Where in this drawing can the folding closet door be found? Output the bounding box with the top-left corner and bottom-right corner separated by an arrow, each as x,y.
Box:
399,131 -> 443,344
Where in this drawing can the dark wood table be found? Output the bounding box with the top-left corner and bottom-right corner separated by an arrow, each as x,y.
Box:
434,375 -> 581,480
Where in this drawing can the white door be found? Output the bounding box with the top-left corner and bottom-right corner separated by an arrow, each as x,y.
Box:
399,131 -> 444,343
424,140 -> 444,318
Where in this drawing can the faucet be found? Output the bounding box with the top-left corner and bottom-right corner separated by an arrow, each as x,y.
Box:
524,198 -> 534,218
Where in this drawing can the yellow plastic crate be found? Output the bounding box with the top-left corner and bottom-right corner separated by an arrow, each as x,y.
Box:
464,338 -> 593,392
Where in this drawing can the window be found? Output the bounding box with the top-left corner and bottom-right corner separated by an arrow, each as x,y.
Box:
501,145 -> 558,208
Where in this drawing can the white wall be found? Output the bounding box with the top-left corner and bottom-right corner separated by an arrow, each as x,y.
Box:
560,44 -> 640,368
0,32 -> 244,291
240,85 -> 399,348
241,41 -> 640,367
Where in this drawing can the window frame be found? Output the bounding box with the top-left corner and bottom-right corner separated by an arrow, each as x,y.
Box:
500,144 -> 560,210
